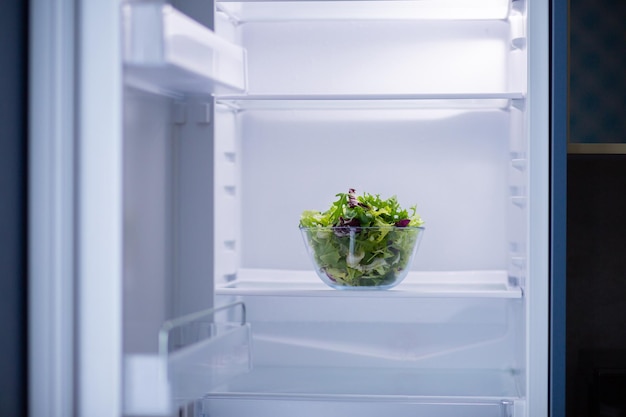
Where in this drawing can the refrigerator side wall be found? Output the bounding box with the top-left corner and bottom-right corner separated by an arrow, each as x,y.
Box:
173,97 -> 216,318
122,89 -> 175,353
527,0 -> 551,415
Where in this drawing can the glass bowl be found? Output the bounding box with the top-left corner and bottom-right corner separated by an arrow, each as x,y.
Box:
299,226 -> 424,290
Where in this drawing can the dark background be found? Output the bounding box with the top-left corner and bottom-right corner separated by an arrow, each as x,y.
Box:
567,0 -> 626,416
568,156 -> 626,416
0,0 -> 28,416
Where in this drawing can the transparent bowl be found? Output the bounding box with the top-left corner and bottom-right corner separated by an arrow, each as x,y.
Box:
300,226 -> 424,290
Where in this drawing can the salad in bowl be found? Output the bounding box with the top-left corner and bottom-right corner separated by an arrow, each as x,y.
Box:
299,189 -> 425,290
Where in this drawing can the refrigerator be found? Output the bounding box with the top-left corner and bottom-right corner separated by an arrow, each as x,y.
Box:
28,0 -> 567,416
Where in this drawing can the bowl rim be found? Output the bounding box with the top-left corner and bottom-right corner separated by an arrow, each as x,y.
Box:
299,225 -> 425,231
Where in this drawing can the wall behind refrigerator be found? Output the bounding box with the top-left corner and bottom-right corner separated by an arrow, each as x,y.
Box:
568,0 -> 626,145
567,0 -> 626,415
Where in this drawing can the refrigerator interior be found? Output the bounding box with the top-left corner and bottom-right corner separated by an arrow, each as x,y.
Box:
120,1 -> 543,416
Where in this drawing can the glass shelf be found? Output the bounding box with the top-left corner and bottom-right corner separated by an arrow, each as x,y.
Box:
123,4 -> 246,97
203,366 -> 521,417
217,269 -> 522,298
216,0 -> 514,23
209,366 -> 519,398
216,93 -> 525,111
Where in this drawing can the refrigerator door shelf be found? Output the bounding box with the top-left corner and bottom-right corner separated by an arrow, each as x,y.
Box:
124,303 -> 252,416
217,268 -> 522,298
216,93 -> 525,111
202,367 -> 520,417
123,3 -> 246,97
216,0 -> 514,23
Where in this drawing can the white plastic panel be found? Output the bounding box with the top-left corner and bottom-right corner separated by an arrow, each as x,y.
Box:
208,367 -> 519,397
124,303 -> 252,416
76,1 -> 123,415
249,320 -> 516,369
123,89 -> 174,353
173,98 -> 217,319
222,297 -> 518,368
124,323 -> 252,416
218,275 -> 522,377
208,295 -> 522,416
507,104 -> 528,291
29,0 -> 76,415
509,13 -> 528,94
205,397 -> 512,417
124,355 -> 171,415
168,324 -> 252,406
214,103 -> 240,284
217,93 -> 523,110
526,0 -> 550,413
123,3 -> 246,96
203,367 -> 518,417
237,108 -> 510,272
216,0 -> 511,22
240,19 -> 511,95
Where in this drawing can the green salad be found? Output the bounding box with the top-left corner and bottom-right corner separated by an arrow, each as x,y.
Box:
299,189 -> 424,288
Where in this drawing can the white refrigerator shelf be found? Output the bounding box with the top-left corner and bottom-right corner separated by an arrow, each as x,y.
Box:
217,269 -> 522,298
207,366 -> 520,398
122,3 -> 247,96
203,366 -> 522,417
216,0 -> 516,23
216,93 -> 525,110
